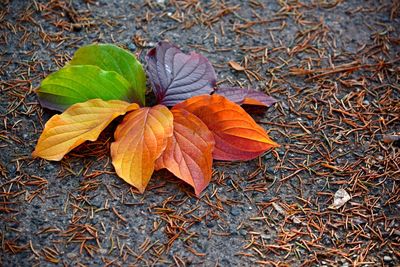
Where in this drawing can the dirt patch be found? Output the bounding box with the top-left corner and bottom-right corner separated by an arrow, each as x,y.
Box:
1,0 -> 399,266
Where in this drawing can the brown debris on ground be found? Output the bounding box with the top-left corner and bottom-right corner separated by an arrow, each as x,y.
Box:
0,0 -> 399,266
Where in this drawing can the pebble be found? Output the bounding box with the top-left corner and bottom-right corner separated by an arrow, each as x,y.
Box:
45,164 -> 55,172
383,256 -> 392,262
264,153 -> 272,160
230,207 -> 241,216
261,234 -> 271,239
66,252 -> 78,259
147,42 -> 156,48
128,43 -> 136,51
393,229 -> 400,236
6,163 -> 16,174
206,221 -> 215,228
229,225 -> 238,235
267,167 -> 276,174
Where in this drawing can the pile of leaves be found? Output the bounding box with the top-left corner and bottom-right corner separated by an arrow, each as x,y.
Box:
32,42 -> 279,196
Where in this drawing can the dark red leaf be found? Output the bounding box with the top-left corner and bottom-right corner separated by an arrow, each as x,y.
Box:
146,41 -> 217,106
215,87 -> 278,107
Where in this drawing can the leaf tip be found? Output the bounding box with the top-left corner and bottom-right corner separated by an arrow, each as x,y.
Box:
127,103 -> 140,111
31,149 -> 39,159
270,139 -> 280,148
136,185 -> 146,194
194,187 -> 206,197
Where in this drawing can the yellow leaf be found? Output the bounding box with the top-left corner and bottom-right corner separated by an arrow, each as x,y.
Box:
111,105 -> 173,193
32,99 -> 139,161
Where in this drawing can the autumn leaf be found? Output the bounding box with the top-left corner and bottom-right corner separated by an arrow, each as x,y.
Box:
174,94 -> 279,161
146,41 -> 216,106
215,87 -> 277,107
111,105 -> 173,192
32,99 -> 139,161
228,61 -> 246,71
155,109 -> 215,196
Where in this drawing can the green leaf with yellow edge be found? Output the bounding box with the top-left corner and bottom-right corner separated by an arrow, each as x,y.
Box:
37,65 -> 135,112
69,44 -> 146,106
111,105 -> 173,193
32,99 -> 139,161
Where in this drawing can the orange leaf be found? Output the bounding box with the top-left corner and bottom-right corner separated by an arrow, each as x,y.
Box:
111,105 -> 173,192
228,61 -> 246,71
174,94 -> 279,161
155,109 -> 215,196
32,99 -> 139,161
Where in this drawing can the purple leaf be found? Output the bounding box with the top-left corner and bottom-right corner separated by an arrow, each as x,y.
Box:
146,42 -> 217,106
215,87 -> 278,107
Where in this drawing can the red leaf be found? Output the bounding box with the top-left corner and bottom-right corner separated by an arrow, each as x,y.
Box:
173,94 -> 279,161
155,109 -> 214,196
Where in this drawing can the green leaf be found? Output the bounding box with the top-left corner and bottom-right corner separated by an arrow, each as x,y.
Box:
69,44 -> 146,106
37,65 -> 134,112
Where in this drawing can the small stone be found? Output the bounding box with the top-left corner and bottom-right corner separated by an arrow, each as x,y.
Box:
341,262 -> 349,267
229,225 -> 238,235
383,256 -> 392,262
264,153 -> 272,160
206,221 -> 215,228
230,207 -> 241,216
239,229 -> 247,236
261,234 -> 271,239
22,133 -> 29,140
188,197 -> 197,204
98,248 -> 108,255
147,42 -> 156,48
393,229 -> 400,236
45,164 -> 55,172
6,163 -> 16,174
266,167 -> 276,174
66,252 -> 78,259
31,217 -> 45,226
128,43 -> 136,51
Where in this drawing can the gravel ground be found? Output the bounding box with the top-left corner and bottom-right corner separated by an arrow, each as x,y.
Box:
1,0 -> 399,266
